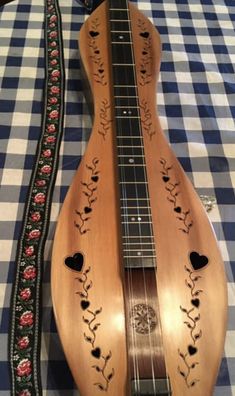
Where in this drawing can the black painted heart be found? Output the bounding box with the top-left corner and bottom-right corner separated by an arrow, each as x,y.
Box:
140,31 -> 149,38
91,347 -> 101,359
191,298 -> 200,308
81,300 -> 90,310
174,206 -> 182,213
188,345 -> 197,356
84,206 -> 92,214
162,176 -> 170,183
89,30 -> 99,37
190,251 -> 209,271
64,252 -> 84,272
91,175 -> 99,182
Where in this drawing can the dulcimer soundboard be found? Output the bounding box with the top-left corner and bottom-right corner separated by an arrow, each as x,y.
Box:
51,0 -> 227,395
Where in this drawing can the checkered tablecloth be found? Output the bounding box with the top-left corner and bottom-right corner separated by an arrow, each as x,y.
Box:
0,0 -> 234,394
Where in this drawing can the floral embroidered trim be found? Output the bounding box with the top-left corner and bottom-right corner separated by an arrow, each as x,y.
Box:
9,1 -> 65,395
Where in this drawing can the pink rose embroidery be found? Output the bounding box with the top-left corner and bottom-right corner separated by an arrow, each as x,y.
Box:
17,336 -> 30,350
46,136 -> 56,143
28,229 -> 41,240
25,246 -> 34,257
49,31 -> 57,39
50,49 -> 59,57
16,358 -> 32,377
23,266 -> 36,280
50,85 -> 60,94
43,149 -> 52,158
19,390 -> 31,396
49,110 -> 59,120
50,59 -> 57,66
34,193 -> 45,204
19,311 -> 34,327
20,288 -> 31,301
41,165 -> 52,174
50,14 -> 57,23
51,69 -> 60,78
47,123 -> 56,133
50,41 -> 57,47
35,179 -> 46,187
49,97 -> 58,104
31,211 -> 41,222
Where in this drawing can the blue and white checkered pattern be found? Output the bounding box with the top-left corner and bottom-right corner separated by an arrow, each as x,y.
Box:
0,0 -> 234,394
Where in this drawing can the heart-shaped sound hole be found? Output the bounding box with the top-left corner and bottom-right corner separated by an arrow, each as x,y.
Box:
81,300 -> 90,310
64,252 -> 84,272
174,206 -> 182,213
98,69 -> 104,74
89,30 -> 99,37
84,206 -> 92,214
191,298 -> 200,308
140,31 -> 150,39
188,345 -> 197,356
190,251 -> 209,271
162,176 -> 170,183
91,175 -> 99,182
91,347 -> 101,359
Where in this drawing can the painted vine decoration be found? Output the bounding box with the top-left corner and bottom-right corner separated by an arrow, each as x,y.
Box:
178,251 -> 209,388
75,262 -> 115,391
74,158 -> 99,234
98,99 -> 112,140
160,158 -> 193,233
140,99 -> 155,139
138,19 -> 152,85
88,18 -> 107,85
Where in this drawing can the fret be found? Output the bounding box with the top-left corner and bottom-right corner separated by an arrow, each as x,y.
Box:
110,19 -> 131,22
120,181 -> 147,184
117,145 -> 142,147
111,30 -> 131,33
116,135 -> 143,145
111,41 -> 131,44
118,163 -> 146,167
110,8 -> 128,10
122,235 -> 154,239
124,257 -> 156,269
124,255 -> 156,259
113,63 -> 134,66
123,242 -> 155,246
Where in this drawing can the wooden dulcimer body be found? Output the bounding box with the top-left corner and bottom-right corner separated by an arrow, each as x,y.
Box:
51,1 -> 227,395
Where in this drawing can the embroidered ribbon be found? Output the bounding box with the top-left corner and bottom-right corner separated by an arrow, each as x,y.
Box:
9,0 -> 65,394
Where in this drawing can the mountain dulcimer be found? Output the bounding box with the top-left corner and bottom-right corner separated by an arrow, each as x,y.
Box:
51,0 -> 227,394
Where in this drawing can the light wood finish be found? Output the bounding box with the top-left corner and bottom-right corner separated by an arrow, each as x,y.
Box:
51,2 -> 227,395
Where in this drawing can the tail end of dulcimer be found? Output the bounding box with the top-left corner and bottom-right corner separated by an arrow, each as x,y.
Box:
51,0 -> 228,395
